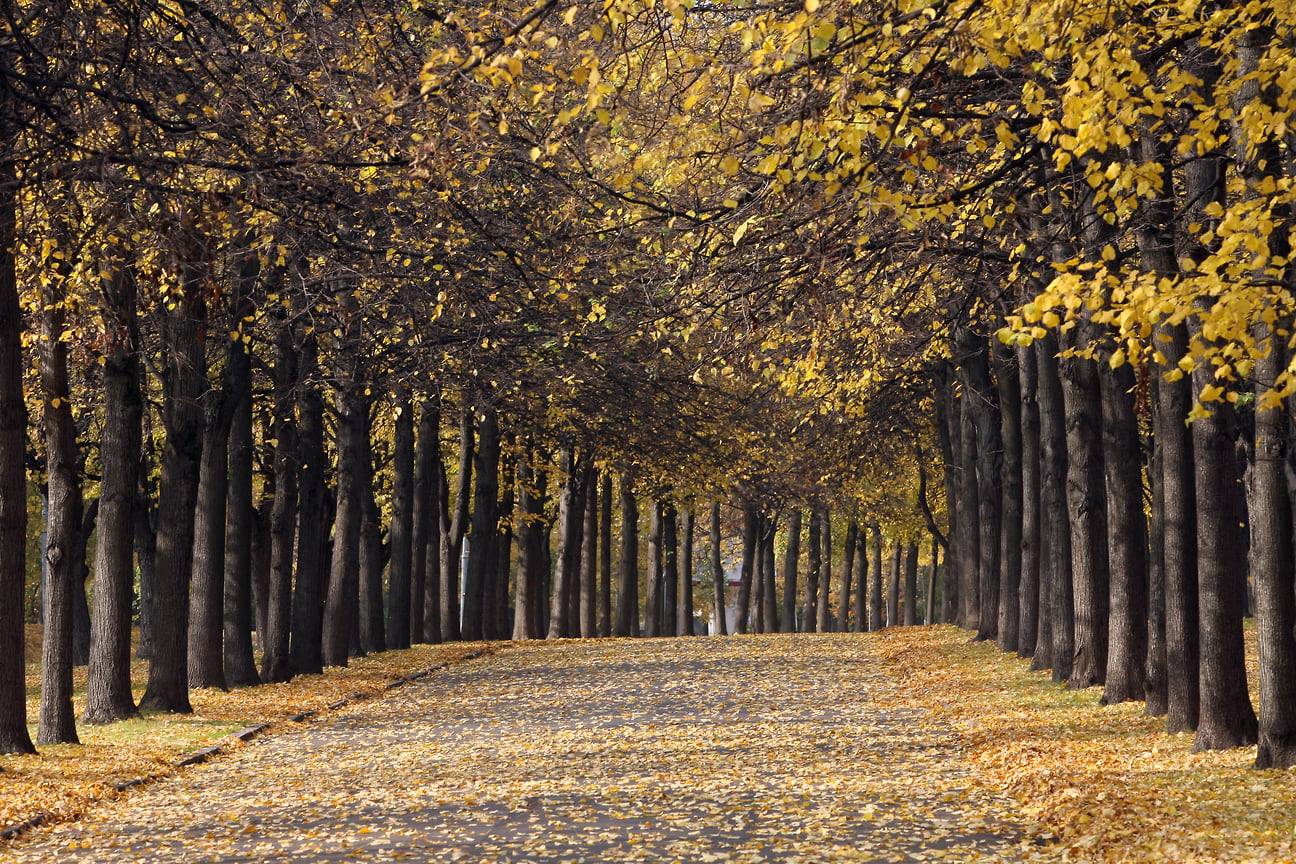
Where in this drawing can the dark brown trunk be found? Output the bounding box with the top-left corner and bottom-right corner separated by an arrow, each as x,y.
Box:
903,543 -> 918,627
1018,337 -> 1042,659
387,391 -> 415,649
513,443 -> 546,640
580,464 -> 599,638
463,408 -> 499,642
421,404 -> 444,644
0,162 -> 32,753
780,509 -> 801,633
84,265 -> 143,722
358,401 -> 384,655
289,340 -> 327,673
962,332 -> 1001,642
663,503 -> 679,637
817,510 -> 832,632
37,256 -> 82,744
409,404 -> 435,643
222,341 -> 258,689
614,474 -> 639,637
709,502 -> 724,636
547,447 -> 581,639
752,515 -> 766,634
837,521 -> 858,633
887,544 -> 902,627
598,474 -> 613,637
1144,374 -> 1168,716
736,506 -> 758,634
761,515 -> 778,633
440,406 -> 472,642
250,498 -> 271,654
133,443 -> 157,660
935,363 -> 960,623
855,530 -> 870,630
802,510 -> 821,632
926,537 -> 940,625
491,437 -> 516,640
869,525 -> 883,631
1038,332 -> 1072,681
956,387 -> 981,630
322,388 -> 364,667
995,341 -> 1022,652
140,235 -> 207,714
680,508 -> 695,635
644,498 -> 664,637
259,317 -> 298,683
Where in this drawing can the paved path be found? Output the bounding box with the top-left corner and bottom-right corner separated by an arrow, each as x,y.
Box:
6,635 -> 1026,863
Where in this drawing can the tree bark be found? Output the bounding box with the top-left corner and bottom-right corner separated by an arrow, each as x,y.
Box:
84,265 -> 143,722
409,403 -> 435,643
1144,373 -> 1168,716
259,316 -> 298,684
869,525 -> 883,632
491,437 -> 516,640
512,443 -> 545,640
780,509 -> 801,633
598,474 -> 613,637
463,407 -> 499,642
420,403 -> 444,644
903,543 -> 918,627
321,385 -> 364,667
887,544 -> 902,627
955,386 -> 981,630
680,507 -> 695,635
222,342 -> 258,689
289,336 -> 327,673
548,447 -> 582,639
710,501 -> 725,636
141,233 -> 207,714
1037,332 -> 1072,682
580,463 -> 599,638
856,530 -> 870,630
440,406 -> 473,642
994,341 -> 1022,653
615,474 -> 640,637
644,498 -> 664,637
761,515 -> 778,633
926,537 -> 940,625
817,510 -> 832,632
802,509 -> 821,632
838,521 -> 858,633
962,332 -> 1001,642
663,503 -> 680,637
1018,337 -> 1042,659
358,401 -> 385,655
935,363 -> 960,623
736,506 -> 758,634
387,391 -> 415,649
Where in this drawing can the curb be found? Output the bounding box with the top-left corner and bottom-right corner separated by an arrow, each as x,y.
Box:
0,646 -> 496,844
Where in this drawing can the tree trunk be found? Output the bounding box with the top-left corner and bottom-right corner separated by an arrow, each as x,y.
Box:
781,509 -> 801,633
887,544 -> 901,627
440,406 -> 473,642
140,235 -> 207,714
956,387 -> 981,630
1037,332 -> 1072,681
926,537 -> 939,625
598,474 -> 613,637
855,530 -> 869,630
387,391 -> 415,649
322,387 -> 364,667
869,525 -> 883,632
409,403 -> 435,643
222,347 -> 258,689
903,543 -> 918,627
463,408 -> 499,642
1018,337 -> 1042,659
615,474 -> 640,637
420,404 -> 444,644
736,506 -> 758,634
680,508 -> 695,635
817,510 -> 832,632
710,501 -> 725,636
962,332 -> 1001,642
580,463 -> 599,638
802,510 -> 821,632
995,341 -> 1022,653
664,503 -> 681,637
84,265 -> 143,722
752,514 -> 766,634
644,498 -> 664,637
289,341 -> 327,673
71,503 -> 94,668
935,363 -> 960,623
358,401 -> 385,655
492,436 -> 516,640
512,443 -> 544,640
37,255 -> 82,744
0,162 -> 33,753
1144,373 -> 1168,716
547,447 -> 582,639
133,444 -> 157,660
259,317 -> 298,684
837,521 -> 857,633
761,516 -> 778,633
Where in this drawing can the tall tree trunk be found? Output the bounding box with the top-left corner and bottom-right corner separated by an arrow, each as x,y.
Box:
37,253 -> 82,744
762,516 -> 779,633
547,447 -> 581,639
512,443 -> 543,640
663,503 -> 679,637
837,521 -> 858,633
644,498 -> 664,637
1018,337 -> 1042,659
141,234 -> 207,714
598,474 -> 613,637
736,506 -> 758,634
802,510 -> 821,632
961,332 -> 1001,642
780,509 -> 801,633
903,543 -> 918,627
289,339 -> 327,673
222,341 -> 258,689
387,391 -> 415,650
1144,374 -> 1168,716
710,501 -> 725,636
84,265 -> 143,722
0,161 -> 32,753
71,503 -> 94,668
420,404 -> 444,644
409,403 -> 435,643
995,341 -> 1022,652
956,386 -> 981,630
463,408 -> 499,642
1038,332 -> 1072,682
133,441 -> 157,660
926,538 -> 939,625
492,436 -> 516,640
440,406 -> 473,642
358,401 -> 385,655
322,387 -> 364,667
935,363 -> 961,623
259,316 -> 298,684
580,463 -> 599,638
817,510 -> 832,632
855,530 -> 869,630
614,474 -> 640,637
752,514 -> 766,634
887,544 -> 902,627
869,525 -> 883,632
680,508 -> 695,635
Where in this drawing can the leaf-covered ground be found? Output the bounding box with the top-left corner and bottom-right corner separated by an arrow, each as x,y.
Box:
2,633 -> 491,831
6,627 -> 1294,863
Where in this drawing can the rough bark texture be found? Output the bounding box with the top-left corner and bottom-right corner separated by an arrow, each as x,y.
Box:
409,404 -> 436,644
887,544 -> 901,627
663,504 -> 680,637
680,508 -> 695,635
817,511 -> 832,632
0,162 -> 32,753
598,474 -> 613,637
801,510 -> 821,633
260,318 -> 298,684
903,543 -> 918,627
710,502 -> 725,636
387,391 -> 415,650
84,266 -> 143,722
1018,338 -> 1042,659
322,387 -> 364,668
868,525 -> 883,632
736,506 -> 759,634
643,499 -> 664,637
780,509 -> 801,633
925,538 -> 939,626
580,465 -> 599,639
289,345 -> 327,673
548,448 -> 582,640
38,265 -> 82,744
935,363 -> 960,623
420,404 -> 444,644
358,402 -> 385,655
512,445 -> 542,640
994,342 -> 1022,653
962,334 -> 1001,642
614,475 -> 640,637
838,521 -> 858,633
141,239 -> 207,714
856,532 -> 870,629
956,389 -> 981,630
222,355 -> 258,689
463,408 -> 500,642
440,407 -> 473,642
1144,375 -> 1168,716
1037,332 -> 1072,682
